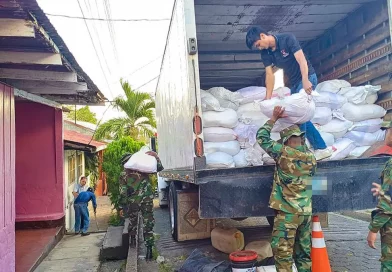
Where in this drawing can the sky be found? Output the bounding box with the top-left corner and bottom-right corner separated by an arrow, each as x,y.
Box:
37,0 -> 175,122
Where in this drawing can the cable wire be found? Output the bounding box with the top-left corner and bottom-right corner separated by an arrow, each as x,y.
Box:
45,13 -> 170,21
134,76 -> 159,91
87,102 -> 112,146
76,0 -> 115,99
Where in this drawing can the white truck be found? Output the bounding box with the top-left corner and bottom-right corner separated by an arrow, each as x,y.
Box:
156,0 -> 392,241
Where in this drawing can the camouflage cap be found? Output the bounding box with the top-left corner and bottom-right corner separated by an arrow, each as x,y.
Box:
381,121 -> 392,130
279,125 -> 304,144
120,152 -> 133,165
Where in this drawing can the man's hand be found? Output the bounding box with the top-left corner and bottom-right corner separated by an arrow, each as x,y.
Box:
146,151 -> 159,159
93,206 -> 97,214
265,93 -> 272,100
367,230 -> 377,249
303,79 -> 313,95
371,182 -> 382,197
119,209 -> 124,217
271,106 -> 286,122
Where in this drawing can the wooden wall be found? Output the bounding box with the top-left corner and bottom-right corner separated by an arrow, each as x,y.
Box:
0,83 -> 16,271
304,0 -> 392,114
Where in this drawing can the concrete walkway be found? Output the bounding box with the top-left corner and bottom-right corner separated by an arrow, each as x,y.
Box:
88,196 -> 112,233
35,233 -> 105,272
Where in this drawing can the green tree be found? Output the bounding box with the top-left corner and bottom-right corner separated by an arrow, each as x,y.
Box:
102,137 -> 145,210
95,79 -> 156,141
67,106 -> 97,124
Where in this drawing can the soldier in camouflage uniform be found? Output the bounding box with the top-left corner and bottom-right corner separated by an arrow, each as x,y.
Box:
256,106 -> 317,272
119,151 -> 164,260
368,121 -> 392,271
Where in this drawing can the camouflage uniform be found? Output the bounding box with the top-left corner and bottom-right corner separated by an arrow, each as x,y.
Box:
369,121 -> 392,271
257,120 -> 317,272
119,156 -> 164,247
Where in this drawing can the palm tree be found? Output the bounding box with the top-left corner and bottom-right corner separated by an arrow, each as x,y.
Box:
95,79 -> 156,141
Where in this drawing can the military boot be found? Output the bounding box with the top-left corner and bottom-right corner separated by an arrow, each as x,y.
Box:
130,235 -> 136,248
145,246 -> 153,261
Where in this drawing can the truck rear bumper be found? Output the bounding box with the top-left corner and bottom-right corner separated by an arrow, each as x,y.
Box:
198,157 -> 388,219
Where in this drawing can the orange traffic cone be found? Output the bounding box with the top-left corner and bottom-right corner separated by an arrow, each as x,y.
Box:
311,215 -> 332,272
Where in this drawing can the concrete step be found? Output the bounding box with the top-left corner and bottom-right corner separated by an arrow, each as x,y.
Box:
100,226 -> 129,260
122,218 -> 130,246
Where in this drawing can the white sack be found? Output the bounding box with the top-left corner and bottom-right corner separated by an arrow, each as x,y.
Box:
204,141 -> 241,156
313,92 -> 347,109
315,79 -> 351,93
270,121 -> 292,133
272,87 -> 291,99
263,154 -> 275,165
341,103 -> 386,122
239,111 -> 270,128
244,147 -> 264,166
311,107 -> 332,125
200,89 -> 223,112
208,87 -> 243,110
206,152 -> 235,168
319,131 -> 335,147
237,138 -> 254,149
344,130 -> 386,147
339,85 -> 381,105
329,138 -> 356,160
233,150 -> 251,167
349,146 -> 371,158
233,123 -> 258,146
259,90 -> 316,125
203,108 -> 238,128
203,127 -> 237,142
253,142 -> 267,156
349,119 -> 383,133
237,86 -> 266,104
124,150 -> 157,173
237,102 -> 261,116
319,118 -> 353,139
271,133 -> 281,141
366,93 -> 378,104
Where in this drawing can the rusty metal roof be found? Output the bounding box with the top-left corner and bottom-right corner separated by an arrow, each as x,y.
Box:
195,0 -> 379,91
0,0 -> 107,105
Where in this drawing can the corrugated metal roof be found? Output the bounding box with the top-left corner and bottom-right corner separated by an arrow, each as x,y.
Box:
0,0 -> 106,105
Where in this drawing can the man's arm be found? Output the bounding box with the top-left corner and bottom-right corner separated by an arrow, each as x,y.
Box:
91,193 -> 97,209
72,183 -> 79,198
265,66 -> 275,100
256,106 -> 285,160
294,50 -> 312,94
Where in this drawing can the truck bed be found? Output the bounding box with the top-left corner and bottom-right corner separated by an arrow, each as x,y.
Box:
160,156 -> 388,218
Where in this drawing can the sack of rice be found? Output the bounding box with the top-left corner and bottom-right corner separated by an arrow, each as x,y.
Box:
203,108 -> 238,128
203,127 -> 237,142
206,152 -> 235,168
204,141 -> 241,156
341,103 -> 386,122
200,89 -> 223,112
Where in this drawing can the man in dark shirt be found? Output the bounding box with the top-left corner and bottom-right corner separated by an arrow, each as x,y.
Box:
245,27 -> 331,160
74,187 -> 97,236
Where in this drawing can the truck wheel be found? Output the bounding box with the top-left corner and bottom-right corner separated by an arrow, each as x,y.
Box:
169,182 -> 181,241
266,216 -> 274,228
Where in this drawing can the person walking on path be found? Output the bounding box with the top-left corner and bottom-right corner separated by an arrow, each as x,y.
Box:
118,150 -> 164,261
246,27 -> 331,161
74,187 -> 97,236
72,176 -> 88,232
367,121 -> 392,271
256,105 -> 317,271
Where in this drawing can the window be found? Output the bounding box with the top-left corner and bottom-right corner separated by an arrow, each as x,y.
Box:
68,155 -> 76,184
77,153 -> 84,179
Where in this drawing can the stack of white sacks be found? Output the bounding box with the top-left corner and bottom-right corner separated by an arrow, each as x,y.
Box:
201,80 -> 385,169
312,79 -> 385,160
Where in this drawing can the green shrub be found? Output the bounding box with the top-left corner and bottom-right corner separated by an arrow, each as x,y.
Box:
102,137 -> 144,210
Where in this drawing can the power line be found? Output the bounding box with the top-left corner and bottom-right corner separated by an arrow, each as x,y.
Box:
76,0 -> 115,99
134,76 -> 159,91
87,102 -> 112,146
45,13 -> 170,21
111,55 -> 162,85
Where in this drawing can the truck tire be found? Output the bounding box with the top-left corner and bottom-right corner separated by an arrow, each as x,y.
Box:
266,216 -> 274,228
168,181 -> 181,241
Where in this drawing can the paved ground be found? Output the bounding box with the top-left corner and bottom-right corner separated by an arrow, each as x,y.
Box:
36,233 -> 105,272
88,196 -> 112,233
139,206 -> 382,272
